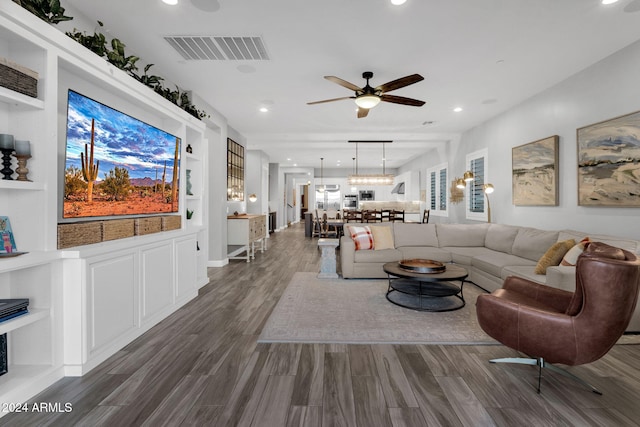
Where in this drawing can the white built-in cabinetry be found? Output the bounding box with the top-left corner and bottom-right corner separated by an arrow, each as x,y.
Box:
0,1 -> 208,408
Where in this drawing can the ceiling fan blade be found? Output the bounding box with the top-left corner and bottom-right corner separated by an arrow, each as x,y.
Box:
357,107 -> 369,118
307,96 -> 354,105
380,94 -> 425,107
325,76 -> 363,92
375,74 -> 424,93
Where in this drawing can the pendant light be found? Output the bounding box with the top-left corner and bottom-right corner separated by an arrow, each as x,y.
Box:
318,157 -> 325,193
347,140 -> 395,185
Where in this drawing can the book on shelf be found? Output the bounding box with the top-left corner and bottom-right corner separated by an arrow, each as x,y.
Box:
0,298 -> 29,323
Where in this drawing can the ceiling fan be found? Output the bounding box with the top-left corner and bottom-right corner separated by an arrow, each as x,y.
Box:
307,71 -> 425,118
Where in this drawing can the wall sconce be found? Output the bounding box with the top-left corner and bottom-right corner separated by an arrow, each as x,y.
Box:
249,194 -> 257,203
463,170 -> 474,182
455,178 -> 466,189
483,183 -> 494,223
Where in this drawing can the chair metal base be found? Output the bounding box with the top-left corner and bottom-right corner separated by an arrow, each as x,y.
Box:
490,357 -> 602,395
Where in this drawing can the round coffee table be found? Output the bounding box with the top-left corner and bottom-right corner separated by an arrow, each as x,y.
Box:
383,261 -> 469,312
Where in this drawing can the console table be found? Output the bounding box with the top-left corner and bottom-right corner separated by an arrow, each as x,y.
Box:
227,214 -> 267,262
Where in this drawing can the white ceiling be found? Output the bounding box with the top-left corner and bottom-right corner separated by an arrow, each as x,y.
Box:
64,0 -> 640,169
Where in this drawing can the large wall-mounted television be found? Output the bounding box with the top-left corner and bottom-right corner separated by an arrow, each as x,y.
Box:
63,90 -> 181,220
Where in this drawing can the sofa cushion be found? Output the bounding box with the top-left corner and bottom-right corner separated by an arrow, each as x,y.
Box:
370,225 -> 394,250
354,248 -> 403,263
534,239 -> 575,274
349,225 -> 374,251
437,224 -> 489,247
502,265 -> 547,285
485,224 -> 520,254
559,230 -> 638,255
393,223 -> 438,247
589,234 -> 638,254
442,246 -> 496,265
472,251 -> 536,277
545,265 -> 578,291
511,227 -> 559,261
398,247 -> 452,263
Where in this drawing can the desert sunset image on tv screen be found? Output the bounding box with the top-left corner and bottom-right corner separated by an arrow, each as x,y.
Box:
63,90 -> 181,219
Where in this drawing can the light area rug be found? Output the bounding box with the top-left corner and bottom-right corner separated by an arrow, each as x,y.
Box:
258,272 -> 497,345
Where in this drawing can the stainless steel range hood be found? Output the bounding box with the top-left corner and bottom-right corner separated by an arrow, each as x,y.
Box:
391,182 -> 405,194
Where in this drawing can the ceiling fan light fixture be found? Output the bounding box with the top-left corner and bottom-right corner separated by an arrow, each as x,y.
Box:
354,94 -> 381,109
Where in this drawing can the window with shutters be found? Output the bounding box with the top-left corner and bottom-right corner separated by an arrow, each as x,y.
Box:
426,163 -> 448,217
465,148 -> 488,221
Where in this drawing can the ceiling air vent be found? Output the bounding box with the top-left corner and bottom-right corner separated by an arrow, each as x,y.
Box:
164,36 -> 270,61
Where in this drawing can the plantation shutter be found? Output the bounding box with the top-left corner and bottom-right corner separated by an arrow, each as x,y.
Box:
439,168 -> 447,211
469,156 -> 485,213
430,171 -> 436,210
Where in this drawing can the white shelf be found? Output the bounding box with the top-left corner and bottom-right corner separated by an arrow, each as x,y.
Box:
0,180 -> 46,191
0,308 -> 48,335
185,152 -> 201,162
0,86 -> 44,110
0,364 -> 56,393
0,251 -> 60,274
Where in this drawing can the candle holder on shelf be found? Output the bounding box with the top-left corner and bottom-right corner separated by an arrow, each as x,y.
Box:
0,134 -> 15,180
15,154 -> 32,182
14,141 -> 31,182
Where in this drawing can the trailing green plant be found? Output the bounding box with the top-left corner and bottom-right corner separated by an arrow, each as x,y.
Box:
65,21 -> 109,57
107,38 -> 140,75
132,64 -> 164,89
14,0 -> 73,24
62,19 -> 209,120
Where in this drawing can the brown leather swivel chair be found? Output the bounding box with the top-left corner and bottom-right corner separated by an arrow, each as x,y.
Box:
476,242 -> 640,394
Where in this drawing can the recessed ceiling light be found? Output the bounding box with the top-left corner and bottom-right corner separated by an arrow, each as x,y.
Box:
453,107 -> 463,113
287,158 -> 291,161
259,107 -> 269,113
391,0 -> 407,5
602,0 -> 619,4
163,0 -> 178,5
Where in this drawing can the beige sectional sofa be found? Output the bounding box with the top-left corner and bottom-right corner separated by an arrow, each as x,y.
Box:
340,222 -> 640,331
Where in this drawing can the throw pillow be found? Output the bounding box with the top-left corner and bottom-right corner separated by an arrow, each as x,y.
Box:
534,239 -> 575,274
370,226 -> 394,251
349,226 -> 373,251
560,237 -> 591,266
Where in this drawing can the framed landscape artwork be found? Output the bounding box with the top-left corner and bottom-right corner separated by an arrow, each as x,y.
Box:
512,135 -> 559,206
577,111 -> 640,206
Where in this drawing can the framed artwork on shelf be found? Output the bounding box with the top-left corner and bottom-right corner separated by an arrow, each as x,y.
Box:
512,135 -> 559,206
0,216 -> 17,254
577,110 -> 640,206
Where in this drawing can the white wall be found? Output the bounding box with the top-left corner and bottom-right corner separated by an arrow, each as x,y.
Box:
452,38 -> 640,238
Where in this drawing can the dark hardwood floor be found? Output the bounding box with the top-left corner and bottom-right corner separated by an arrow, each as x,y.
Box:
3,223 -> 640,426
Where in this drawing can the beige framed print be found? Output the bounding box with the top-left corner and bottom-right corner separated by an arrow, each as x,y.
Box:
512,135 -> 559,206
577,111 -> 640,206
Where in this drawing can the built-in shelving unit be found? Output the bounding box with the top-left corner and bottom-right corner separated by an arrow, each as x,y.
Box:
0,0 -> 209,410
